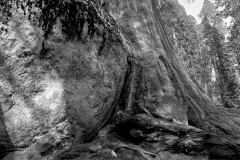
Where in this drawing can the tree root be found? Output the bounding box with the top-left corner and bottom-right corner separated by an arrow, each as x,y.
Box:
114,113 -> 240,159
116,113 -> 203,135
97,125 -> 160,160
113,142 -> 160,160
56,113 -> 240,159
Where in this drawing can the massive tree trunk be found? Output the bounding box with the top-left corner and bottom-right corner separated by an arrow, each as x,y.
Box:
2,0 -> 240,159
99,0 -> 240,136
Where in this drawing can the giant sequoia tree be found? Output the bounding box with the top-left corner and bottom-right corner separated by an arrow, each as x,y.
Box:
1,0 -> 240,160
201,16 -> 240,108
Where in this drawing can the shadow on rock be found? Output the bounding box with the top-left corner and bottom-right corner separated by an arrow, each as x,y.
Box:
0,104 -> 14,159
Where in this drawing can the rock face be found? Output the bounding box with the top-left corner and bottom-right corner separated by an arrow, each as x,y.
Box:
0,10 -> 127,158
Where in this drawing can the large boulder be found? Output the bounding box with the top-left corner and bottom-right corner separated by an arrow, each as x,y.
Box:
0,14 -> 127,158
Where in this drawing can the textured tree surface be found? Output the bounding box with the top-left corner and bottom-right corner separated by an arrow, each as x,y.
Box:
1,0 -> 240,160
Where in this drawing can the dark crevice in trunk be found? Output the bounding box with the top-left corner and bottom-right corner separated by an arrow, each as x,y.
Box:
117,56 -> 137,112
